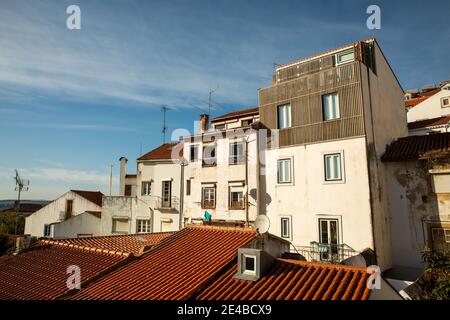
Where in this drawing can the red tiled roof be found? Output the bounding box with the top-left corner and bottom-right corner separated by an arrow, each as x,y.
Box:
196,259 -> 371,300
71,226 -> 257,300
211,107 -> 259,123
137,142 -> 183,161
0,244 -> 127,300
71,190 -> 103,207
408,115 -> 450,130
52,232 -> 173,256
405,88 -> 440,108
382,133 -> 450,161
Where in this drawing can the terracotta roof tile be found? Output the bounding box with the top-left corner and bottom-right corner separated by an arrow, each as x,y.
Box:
71,190 -> 103,207
382,133 -> 450,161
0,244 -> 127,300
53,232 -> 173,256
71,226 -> 257,300
137,142 -> 183,161
196,259 -> 371,300
211,107 -> 259,123
408,115 -> 450,130
405,88 -> 440,107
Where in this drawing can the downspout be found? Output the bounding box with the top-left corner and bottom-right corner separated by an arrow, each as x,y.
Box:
245,138 -> 249,226
179,160 -> 185,230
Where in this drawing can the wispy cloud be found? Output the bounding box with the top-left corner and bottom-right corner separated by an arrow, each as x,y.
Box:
9,122 -> 135,132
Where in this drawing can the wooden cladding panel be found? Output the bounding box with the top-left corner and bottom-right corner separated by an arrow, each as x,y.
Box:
276,54 -> 335,83
259,62 -> 365,146
276,116 -> 365,147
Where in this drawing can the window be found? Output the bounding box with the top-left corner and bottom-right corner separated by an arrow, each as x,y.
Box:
336,50 -> 355,65
441,97 -> 450,108
202,186 -> 216,209
44,224 -> 51,237
202,144 -> 217,167
124,184 -> 132,196
65,200 -> 73,220
112,218 -> 129,234
431,227 -> 450,255
190,145 -> 199,162
161,181 -> 172,208
243,254 -> 256,275
322,93 -> 340,120
319,218 -> 340,261
277,159 -> 292,183
281,217 -> 291,238
229,185 -> 244,209
324,153 -> 342,181
136,219 -> 151,233
241,119 -> 253,127
141,181 -> 151,196
229,142 -> 244,165
186,179 -> 191,196
215,123 -> 226,130
277,104 -> 292,129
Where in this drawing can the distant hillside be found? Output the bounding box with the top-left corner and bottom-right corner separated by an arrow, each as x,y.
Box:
0,200 -> 50,211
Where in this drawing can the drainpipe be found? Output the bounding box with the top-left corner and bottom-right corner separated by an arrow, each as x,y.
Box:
179,160 -> 185,230
245,138 -> 249,226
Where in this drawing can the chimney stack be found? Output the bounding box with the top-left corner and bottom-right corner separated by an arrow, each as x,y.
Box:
119,157 -> 128,196
199,114 -> 209,133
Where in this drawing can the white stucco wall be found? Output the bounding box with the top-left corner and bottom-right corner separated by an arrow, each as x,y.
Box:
24,191 -> 102,238
264,137 -> 374,253
53,212 -> 101,239
183,130 -> 258,223
136,160 -> 181,232
407,85 -> 450,122
101,196 -> 137,235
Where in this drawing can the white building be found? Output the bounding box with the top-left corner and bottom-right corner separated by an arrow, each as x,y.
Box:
182,110 -> 260,226
24,190 -> 103,238
406,81 -> 450,135
257,38 -> 407,271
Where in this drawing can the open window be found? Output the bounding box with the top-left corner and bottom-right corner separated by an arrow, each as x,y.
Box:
229,183 -> 245,210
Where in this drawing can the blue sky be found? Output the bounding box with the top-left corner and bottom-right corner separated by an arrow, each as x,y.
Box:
0,0 -> 449,199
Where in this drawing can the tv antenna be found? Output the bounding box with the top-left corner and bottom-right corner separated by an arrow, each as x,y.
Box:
208,85 -> 219,117
13,169 -> 29,235
161,105 -> 171,144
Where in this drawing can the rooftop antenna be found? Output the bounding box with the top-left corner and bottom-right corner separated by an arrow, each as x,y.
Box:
13,169 -> 29,236
208,85 -> 219,118
161,105 -> 170,144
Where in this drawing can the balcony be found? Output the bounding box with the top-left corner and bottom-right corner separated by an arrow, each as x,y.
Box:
294,242 -> 359,264
148,196 -> 180,213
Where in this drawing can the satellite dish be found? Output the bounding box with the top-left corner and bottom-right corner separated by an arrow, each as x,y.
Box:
254,215 -> 270,234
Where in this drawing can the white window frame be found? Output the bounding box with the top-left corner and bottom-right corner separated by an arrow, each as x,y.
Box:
112,218 -> 129,234
141,181 -> 152,196
277,104 -> 292,129
229,184 -> 245,210
322,92 -> 340,121
229,141 -> 244,165
202,144 -> 217,166
277,158 -> 293,184
242,254 -> 257,275
202,186 -> 216,209
280,216 -> 292,239
136,219 -> 151,233
43,224 -> 51,237
335,49 -> 355,65
323,151 -> 345,183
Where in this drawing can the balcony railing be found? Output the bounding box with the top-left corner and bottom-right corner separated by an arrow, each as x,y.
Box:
142,195 -> 180,212
294,242 -> 359,264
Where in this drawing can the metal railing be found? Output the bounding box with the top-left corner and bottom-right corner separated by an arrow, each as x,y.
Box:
151,195 -> 180,212
294,242 -> 359,264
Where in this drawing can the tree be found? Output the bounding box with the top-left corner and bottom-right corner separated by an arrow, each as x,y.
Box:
421,249 -> 450,300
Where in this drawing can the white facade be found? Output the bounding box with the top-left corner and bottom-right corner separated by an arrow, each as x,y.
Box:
136,160 -> 182,232
407,83 -> 450,135
263,137 -> 374,253
53,211 -> 101,239
25,190 -> 102,238
182,111 -> 260,225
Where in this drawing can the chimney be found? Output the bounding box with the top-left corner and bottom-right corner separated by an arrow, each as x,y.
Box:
119,157 -> 128,196
199,114 -> 209,133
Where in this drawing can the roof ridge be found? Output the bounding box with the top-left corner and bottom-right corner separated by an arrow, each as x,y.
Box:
276,258 -> 368,271
185,224 -> 256,233
40,240 -> 130,257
